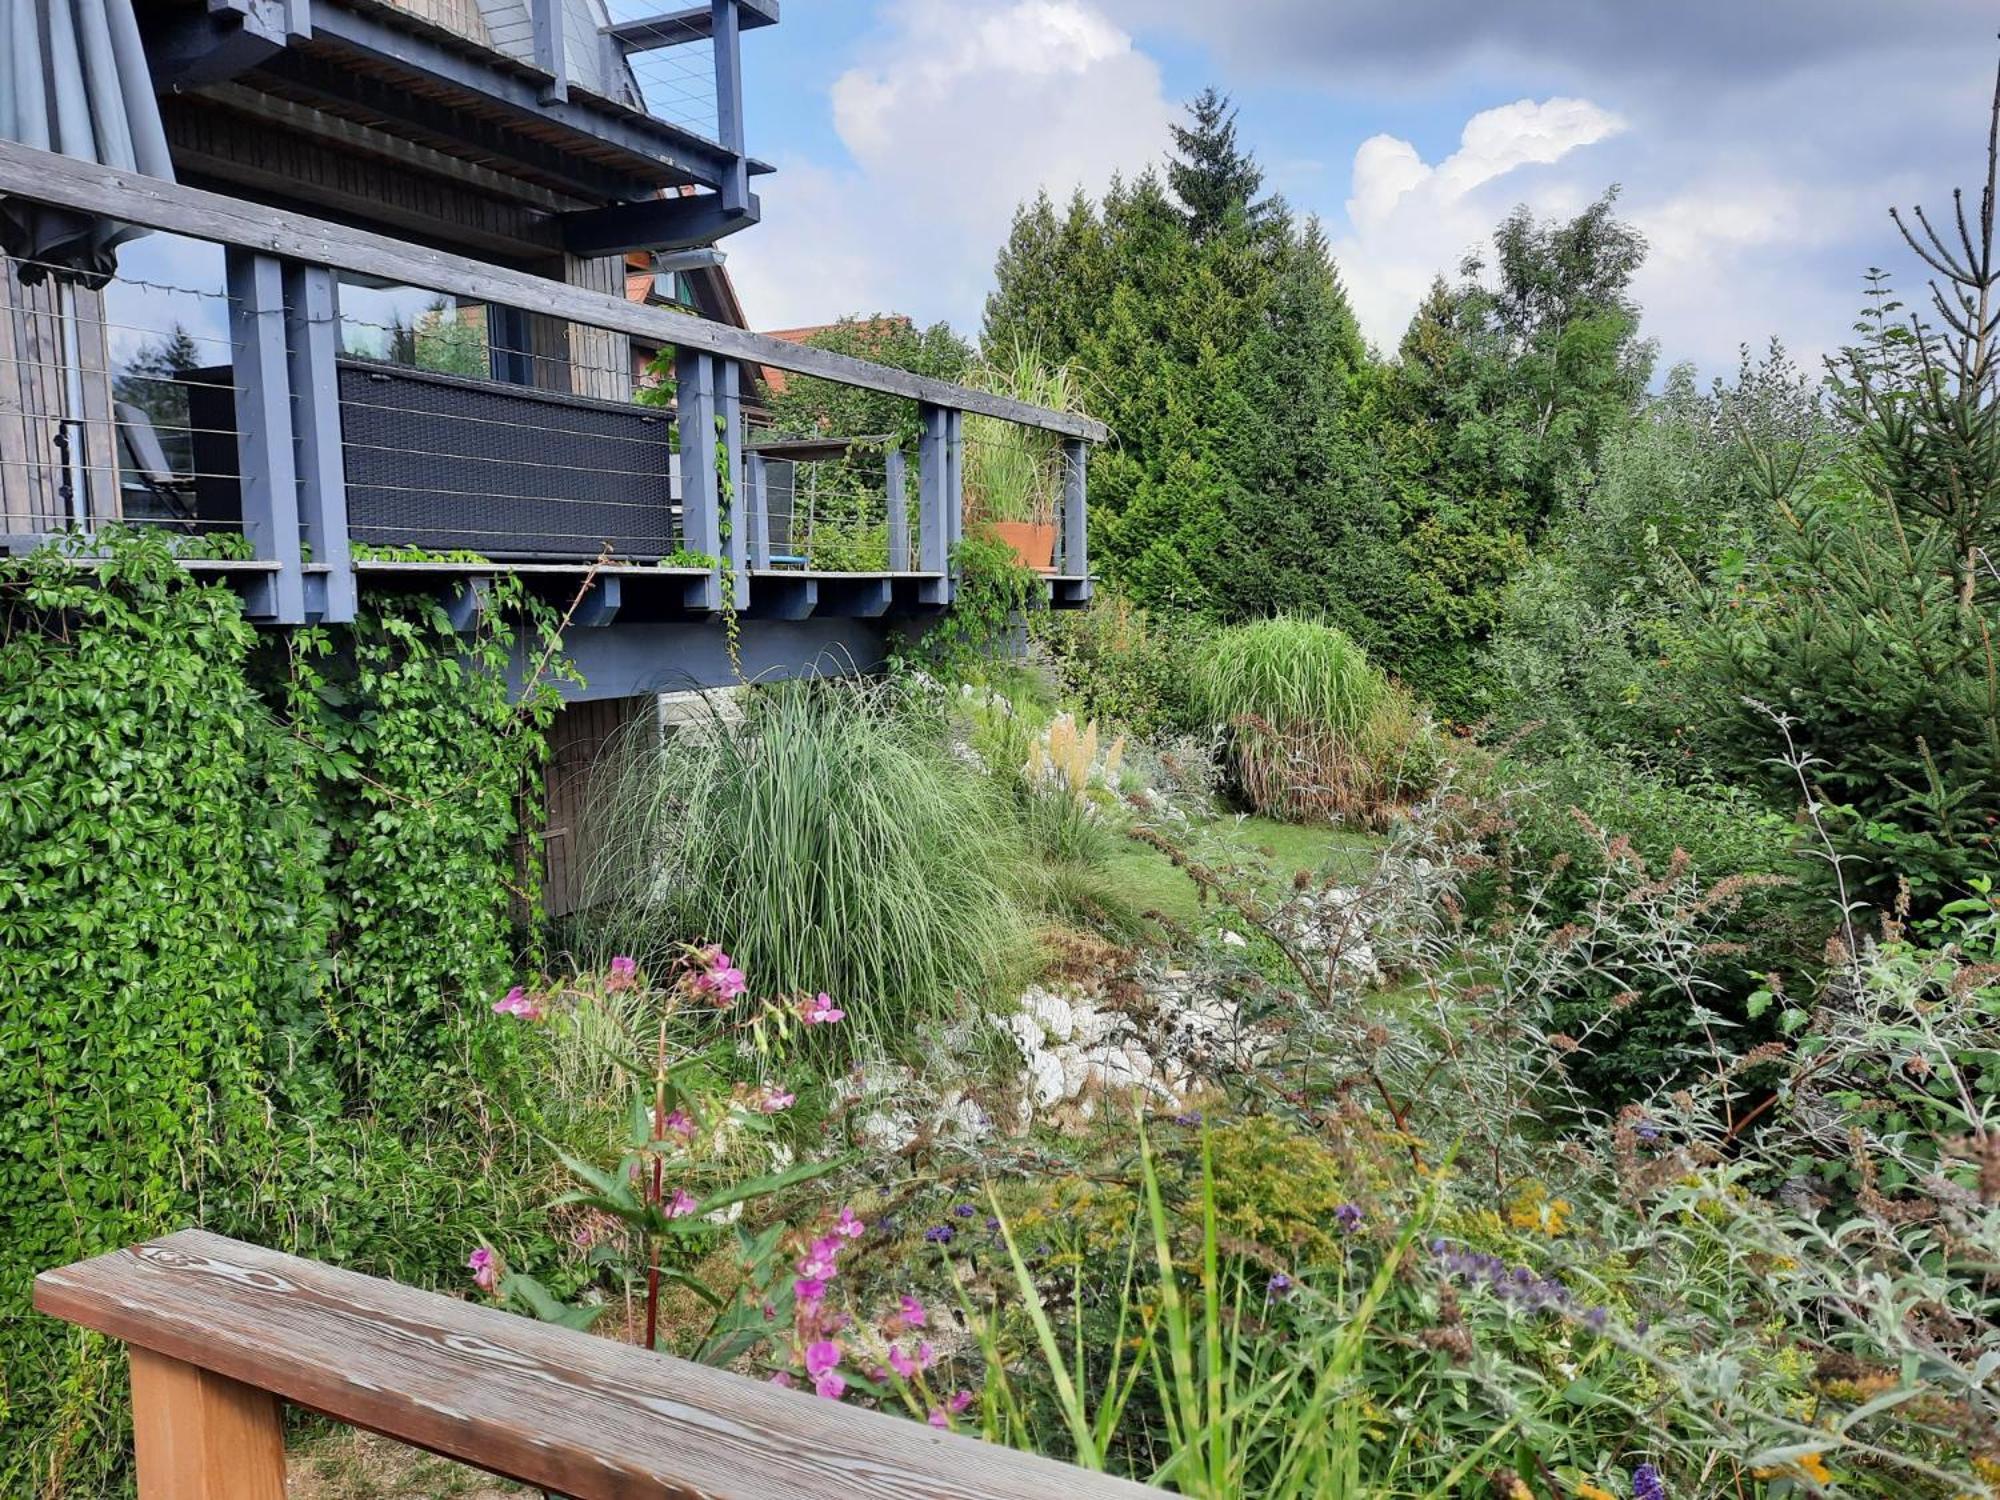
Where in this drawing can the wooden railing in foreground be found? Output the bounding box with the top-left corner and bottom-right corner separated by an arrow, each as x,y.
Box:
35,1229 -> 1168,1500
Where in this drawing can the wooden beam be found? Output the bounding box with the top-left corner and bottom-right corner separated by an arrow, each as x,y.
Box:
225,249 -> 306,623
676,348 -> 722,611
558,190 -> 760,256
0,139 -> 1107,441
885,444 -> 909,571
603,0 -> 779,50
284,263 -> 355,624
1061,436 -> 1088,586
529,0 -> 567,102
130,1346 -> 286,1500
917,404 -> 949,573
39,1232 -> 1171,1500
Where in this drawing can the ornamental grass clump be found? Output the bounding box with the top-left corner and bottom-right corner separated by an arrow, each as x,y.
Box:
1191,616 -> 1434,825
578,678 -> 1032,1057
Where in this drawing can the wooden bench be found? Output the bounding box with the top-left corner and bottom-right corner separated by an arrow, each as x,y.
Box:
36,1229 -> 1168,1500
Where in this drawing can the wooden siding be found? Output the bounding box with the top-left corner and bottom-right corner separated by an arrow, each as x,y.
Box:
542,693 -> 650,916
0,261 -> 115,534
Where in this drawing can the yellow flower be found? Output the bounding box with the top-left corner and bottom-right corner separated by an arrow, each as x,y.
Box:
1753,1451 -> 1833,1486
1575,1483 -> 1617,1500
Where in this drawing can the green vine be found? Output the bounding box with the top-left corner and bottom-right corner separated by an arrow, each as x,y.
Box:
715,413 -> 743,679
919,525 -> 1044,674
0,531 -> 573,1489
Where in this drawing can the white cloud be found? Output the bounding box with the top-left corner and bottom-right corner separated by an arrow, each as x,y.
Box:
1333,98 -> 1626,350
727,0 -> 1172,332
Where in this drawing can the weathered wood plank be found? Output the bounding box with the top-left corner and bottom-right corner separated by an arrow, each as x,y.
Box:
130,1346 -> 287,1500
0,138 -> 1107,441
37,1231 -> 1168,1500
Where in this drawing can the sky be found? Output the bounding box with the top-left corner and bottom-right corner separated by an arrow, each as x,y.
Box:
725,0 -> 1997,380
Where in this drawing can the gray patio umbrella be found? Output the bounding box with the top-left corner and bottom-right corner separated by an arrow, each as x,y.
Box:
0,0 -> 175,287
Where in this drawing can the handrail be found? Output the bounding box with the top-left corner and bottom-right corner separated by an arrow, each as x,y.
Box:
0,138 -> 1108,443
36,1230 -> 1168,1499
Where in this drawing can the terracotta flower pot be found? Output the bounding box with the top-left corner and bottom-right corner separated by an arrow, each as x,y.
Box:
989,520 -> 1057,571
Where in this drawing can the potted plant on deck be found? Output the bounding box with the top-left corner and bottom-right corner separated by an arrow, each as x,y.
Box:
963,345 -> 1092,572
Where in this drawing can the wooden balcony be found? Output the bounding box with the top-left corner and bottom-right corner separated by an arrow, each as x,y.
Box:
0,138 -> 1100,695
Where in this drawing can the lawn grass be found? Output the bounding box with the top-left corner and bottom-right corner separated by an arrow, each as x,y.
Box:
1108,813 -> 1381,927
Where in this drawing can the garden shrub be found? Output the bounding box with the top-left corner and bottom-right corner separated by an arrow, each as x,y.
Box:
1464,745 -> 1826,1104
580,679 -> 1034,1056
1191,616 -> 1435,824
1029,590 -> 1211,740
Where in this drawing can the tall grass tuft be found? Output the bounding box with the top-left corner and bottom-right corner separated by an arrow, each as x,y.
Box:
575,679 -> 1032,1056
1191,617 -> 1434,825
964,342 -> 1092,525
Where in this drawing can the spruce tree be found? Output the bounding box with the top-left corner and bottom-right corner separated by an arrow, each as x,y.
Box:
1167,87 -> 1271,242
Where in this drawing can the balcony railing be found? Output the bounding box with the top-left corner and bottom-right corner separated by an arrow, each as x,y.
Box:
0,136 -> 1100,626
36,1230 -> 1169,1499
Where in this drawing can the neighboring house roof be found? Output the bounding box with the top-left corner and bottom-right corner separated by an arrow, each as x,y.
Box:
759,316 -> 914,395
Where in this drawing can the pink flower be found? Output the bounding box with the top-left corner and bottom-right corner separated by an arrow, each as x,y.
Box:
928,1409 -> 949,1429
887,1341 -> 932,1379
804,1339 -> 842,1379
467,1246 -> 498,1294
793,1276 -> 827,1305
491,985 -> 544,1021
664,1188 -> 697,1219
813,1372 -> 846,1400
755,1086 -> 794,1114
657,1107 -> 695,1141
768,1371 -> 795,1388
606,955 -> 638,992
899,1293 -> 927,1328
948,1388 -> 974,1414
571,1223 -> 596,1251
835,1207 -> 865,1239
692,947 -> 748,1003
797,1239 -> 839,1281
800,991 -> 845,1025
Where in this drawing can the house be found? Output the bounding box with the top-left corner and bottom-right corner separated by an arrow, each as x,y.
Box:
0,0 -> 1099,698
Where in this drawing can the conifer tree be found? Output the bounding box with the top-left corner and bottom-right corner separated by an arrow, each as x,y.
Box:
1167,87 -> 1272,242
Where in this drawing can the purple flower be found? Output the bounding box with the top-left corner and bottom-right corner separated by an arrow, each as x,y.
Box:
804,1339 -> 841,1379
1173,1111 -> 1203,1127
951,1203 -> 976,1219
899,1293 -> 928,1328
606,955 -> 638,993
1266,1272 -> 1293,1299
1635,1122 -> 1661,1142
664,1188 -> 697,1219
924,1225 -> 955,1245
1633,1463 -> 1666,1500
1334,1202 -> 1363,1233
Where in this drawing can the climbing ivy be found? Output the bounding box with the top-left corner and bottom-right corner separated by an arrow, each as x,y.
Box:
918,527 -> 1045,673
0,532 -> 569,1490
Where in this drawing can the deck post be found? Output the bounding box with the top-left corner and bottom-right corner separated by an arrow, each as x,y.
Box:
711,0 -> 750,213
675,348 -> 721,611
1061,436 -> 1088,590
130,1346 -> 286,1499
530,0 -> 568,102
283,263 -> 354,624
717,357 -> 748,605
917,403 -> 948,578
944,406 -> 964,600
745,452 -> 770,569
224,247 -> 305,624
884,444 -> 908,571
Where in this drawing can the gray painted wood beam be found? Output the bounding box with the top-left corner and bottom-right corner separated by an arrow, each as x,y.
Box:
1061,436 -> 1089,593
675,348 -> 722,611
147,0 -> 309,87
917,404 -> 949,573
225,248 -> 306,623
283,263 -> 354,624
717,358 -> 748,604
558,190 -> 760,256
885,445 -> 909,572
571,574 -> 623,626
530,0 -> 568,103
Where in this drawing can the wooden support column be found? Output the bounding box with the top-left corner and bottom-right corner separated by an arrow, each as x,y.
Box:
1061,436 -> 1089,587
745,452 -> 770,569
917,402 -> 948,576
675,347 -> 721,611
717,357 -> 748,605
710,0 -> 749,212
531,0 -> 567,101
224,247 -> 306,624
885,444 -> 909,571
283,263 -> 354,624
944,407 -> 964,600
130,1346 -> 286,1500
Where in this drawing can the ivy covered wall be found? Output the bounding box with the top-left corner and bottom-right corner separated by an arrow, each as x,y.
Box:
0,535 -> 562,1489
